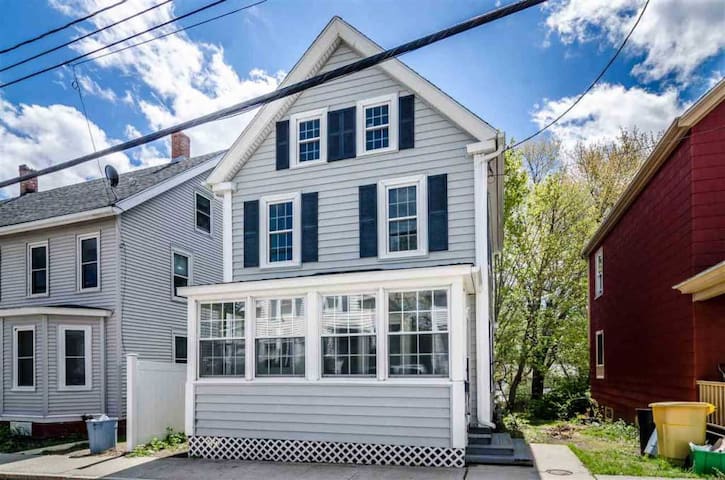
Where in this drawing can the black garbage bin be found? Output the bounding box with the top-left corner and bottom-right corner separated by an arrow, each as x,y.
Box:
636,408 -> 655,455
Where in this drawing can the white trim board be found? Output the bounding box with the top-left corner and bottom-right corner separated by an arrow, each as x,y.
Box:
0,307 -> 111,317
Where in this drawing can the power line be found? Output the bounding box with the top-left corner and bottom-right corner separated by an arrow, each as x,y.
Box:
0,0 -> 128,55
0,0 -> 173,74
0,0 -> 546,189
507,0 -> 650,151
0,0 -> 230,89
75,0 -> 268,66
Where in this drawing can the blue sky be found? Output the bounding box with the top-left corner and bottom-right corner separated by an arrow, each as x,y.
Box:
0,0 -> 723,196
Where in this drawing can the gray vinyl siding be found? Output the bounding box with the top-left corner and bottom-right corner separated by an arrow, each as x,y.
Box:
2,316 -> 44,416
231,43 -> 477,281
120,171 -> 222,364
194,383 -> 452,447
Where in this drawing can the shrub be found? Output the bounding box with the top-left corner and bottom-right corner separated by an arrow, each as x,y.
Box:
527,375 -> 593,420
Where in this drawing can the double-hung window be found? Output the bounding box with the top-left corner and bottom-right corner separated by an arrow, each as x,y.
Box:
378,176 -> 427,258
260,193 -> 301,268
321,294 -> 376,376
595,330 -> 605,379
172,251 -> 191,300
173,334 -> 188,364
255,297 -> 305,376
59,325 -> 92,390
13,326 -> 35,390
199,302 -> 245,376
388,289 -> 449,376
195,192 -> 212,234
77,233 -> 99,291
290,109 -> 327,167
594,247 -> 604,298
357,93 -> 398,155
27,241 -> 48,296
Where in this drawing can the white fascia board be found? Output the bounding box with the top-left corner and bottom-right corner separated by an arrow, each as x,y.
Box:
116,156 -> 221,212
206,16 -> 499,185
179,264 -> 475,300
0,307 -> 111,318
0,206 -> 120,238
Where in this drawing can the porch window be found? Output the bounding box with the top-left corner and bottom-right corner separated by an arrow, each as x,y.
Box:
199,302 -> 245,377
255,297 -> 305,376
13,326 -> 35,390
388,289 -> 449,376
321,293 -> 376,376
595,330 -> 604,379
59,325 -> 92,390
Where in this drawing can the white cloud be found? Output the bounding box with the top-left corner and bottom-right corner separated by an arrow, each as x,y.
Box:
76,73 -> 118,102
545,0 -> 725,82
530,83 -> 683,151
0,97 -> 134,197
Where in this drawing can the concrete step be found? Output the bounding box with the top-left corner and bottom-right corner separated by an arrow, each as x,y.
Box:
467,434 -> 514,456
468,425 -> 493,435
467,433 -> 492,445
465,437 -> 534,467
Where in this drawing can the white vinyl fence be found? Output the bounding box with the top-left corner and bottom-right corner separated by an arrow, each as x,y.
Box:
126,354 -> 186,451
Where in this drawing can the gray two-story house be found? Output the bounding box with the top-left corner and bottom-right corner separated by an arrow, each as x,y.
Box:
179,18 -> 505,468
0,134 -> 222,436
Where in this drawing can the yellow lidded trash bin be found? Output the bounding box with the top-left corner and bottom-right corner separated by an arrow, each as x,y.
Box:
649,402 -> 716,460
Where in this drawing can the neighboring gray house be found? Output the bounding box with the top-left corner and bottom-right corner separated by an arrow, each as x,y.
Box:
180,18 -> 505,468
0,135 -> 223,436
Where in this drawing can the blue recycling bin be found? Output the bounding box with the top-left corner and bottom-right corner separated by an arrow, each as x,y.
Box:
85,417 -> 118,454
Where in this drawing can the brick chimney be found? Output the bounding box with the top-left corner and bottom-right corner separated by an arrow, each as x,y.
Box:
19,164 -> 38,196
171,131 -> 191,161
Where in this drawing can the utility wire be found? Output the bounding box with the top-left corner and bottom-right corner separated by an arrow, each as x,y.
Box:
0,0 -> 128,55
0,0 -> 173,74
75,0 -> 268,66
0,0 -> 230,88
0,0 -> 546,189
507,0 -> 650,151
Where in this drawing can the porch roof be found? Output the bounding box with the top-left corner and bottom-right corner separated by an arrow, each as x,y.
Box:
673,260 -> 725,302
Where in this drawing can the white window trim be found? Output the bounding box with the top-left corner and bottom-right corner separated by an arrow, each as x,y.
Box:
357,93 -> 399,156
377,175 -> 428,260
594,247 -> 604,299
595,329 -> 605,379
289,108 -> 328,168
27,241 -> 49,298
77,232 -> 100,293
58,325 -> 92,391
194,191 -> 213,236
259,192 -> 301,269
12,325 -> 35,391
172,330 -> 188,364
171,248 -> 193,302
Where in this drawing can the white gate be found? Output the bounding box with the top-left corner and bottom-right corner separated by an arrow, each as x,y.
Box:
126,353 -> 186,451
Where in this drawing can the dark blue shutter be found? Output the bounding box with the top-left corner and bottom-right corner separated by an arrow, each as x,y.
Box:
328,106 -> 356,161
243,200 -> 259,267
427,174 -> 448,252
399,95 -> 415,150
275,120 -> 289,170
358,184 -> 377,258
301,192 -> 318,263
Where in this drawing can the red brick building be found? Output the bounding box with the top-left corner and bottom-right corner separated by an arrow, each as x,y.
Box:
582,80 -> 725,424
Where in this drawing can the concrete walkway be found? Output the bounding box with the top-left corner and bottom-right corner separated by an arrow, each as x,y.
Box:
0,443 -> 592,480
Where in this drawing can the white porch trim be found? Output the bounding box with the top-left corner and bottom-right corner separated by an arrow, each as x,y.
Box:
0,307 -> 112,318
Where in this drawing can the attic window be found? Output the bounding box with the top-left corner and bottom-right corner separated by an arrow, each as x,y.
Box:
290,109 -> 327,167
357,93 -> 398,155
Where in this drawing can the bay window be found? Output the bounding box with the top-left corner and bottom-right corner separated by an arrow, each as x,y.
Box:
255,297 -> 305,376
199,302 -> 245,377
321,293 -> 376,376
13,326 -> 35,390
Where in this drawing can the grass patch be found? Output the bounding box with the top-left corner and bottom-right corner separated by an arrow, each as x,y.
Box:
0,425 -> 85,454
523,419 -> 711,478
128,428 -> 186,457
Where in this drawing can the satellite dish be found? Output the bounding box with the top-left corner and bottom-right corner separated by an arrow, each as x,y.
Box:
104,165 -> 119,188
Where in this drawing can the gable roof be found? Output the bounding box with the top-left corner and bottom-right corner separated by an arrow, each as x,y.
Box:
207,16 -> 499,185
0,151 -> 224,235
582,79 -> 725,256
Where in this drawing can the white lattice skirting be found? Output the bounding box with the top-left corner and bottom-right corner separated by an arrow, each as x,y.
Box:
189,436 -> 465,468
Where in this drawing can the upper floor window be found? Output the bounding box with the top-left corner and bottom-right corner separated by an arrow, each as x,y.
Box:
27,241 -> 48,297
260,193 -> 301,269
59,325 -> 92,390
77,233 -> 99,292
357,93 -> 398,155
13,325 -> 35,390
290,109 -> 327,167
255,297 -> 305,376
321,293 -> 377,376
199,302 -> 244,376
595,247 -> 604,298
595,330 -> 605,379
378,176 -> 427,259
195,192 -> 212,234
172,250 -> 191,300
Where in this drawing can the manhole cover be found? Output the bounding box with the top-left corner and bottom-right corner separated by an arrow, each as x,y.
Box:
545,469 -> 573,476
